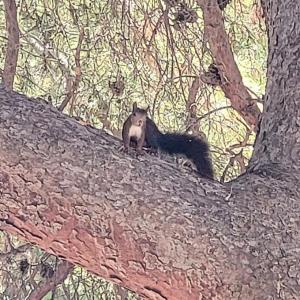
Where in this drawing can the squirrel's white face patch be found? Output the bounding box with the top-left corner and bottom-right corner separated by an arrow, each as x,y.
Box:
129,125 -> 143,139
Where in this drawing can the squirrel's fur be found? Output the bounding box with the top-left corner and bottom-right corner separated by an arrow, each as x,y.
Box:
145,117 -> 214,179
122,103 -> 214,179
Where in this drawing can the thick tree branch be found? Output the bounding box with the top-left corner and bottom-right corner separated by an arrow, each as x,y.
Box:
0,87 -> 299,299
197,0 -> 261,131
2,0 -> 20,90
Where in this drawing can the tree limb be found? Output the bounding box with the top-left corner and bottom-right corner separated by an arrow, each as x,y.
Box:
197,0 -> 261,131
58,28 -> 85,113
27,260 -> 73,300
185,76 -> 202,135
0,87 -> 299,299
2,0 -> 20,90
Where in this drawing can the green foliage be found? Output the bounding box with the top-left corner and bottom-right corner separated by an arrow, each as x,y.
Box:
0,231 -> 141,300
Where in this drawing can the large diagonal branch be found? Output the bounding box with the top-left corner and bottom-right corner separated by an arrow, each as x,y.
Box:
0,87 -> 299,299
2,0 -> 20,90
197,0 -> 261,130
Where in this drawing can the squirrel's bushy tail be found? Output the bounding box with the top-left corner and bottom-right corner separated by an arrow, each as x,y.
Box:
157,133 -> 214,179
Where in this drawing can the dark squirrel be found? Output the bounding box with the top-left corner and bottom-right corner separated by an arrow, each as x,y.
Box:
122,102 -> 149,154
122,103 -> 214,179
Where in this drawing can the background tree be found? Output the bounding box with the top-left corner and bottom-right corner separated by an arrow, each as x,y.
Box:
2,0 -> 19,90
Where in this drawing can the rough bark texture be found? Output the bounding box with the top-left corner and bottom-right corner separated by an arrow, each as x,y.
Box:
249,0 -> 300,172
197,0 -> 261,130
2,0 -> 20,90
0,87 -> 299,300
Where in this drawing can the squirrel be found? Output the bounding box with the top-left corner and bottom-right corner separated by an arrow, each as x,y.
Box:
122,102 -> 149,154
122,102 -> 214,179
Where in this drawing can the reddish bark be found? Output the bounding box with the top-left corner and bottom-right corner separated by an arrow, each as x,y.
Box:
197,0 -> 261,130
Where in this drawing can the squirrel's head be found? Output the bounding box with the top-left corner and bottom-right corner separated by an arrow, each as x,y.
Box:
130,102 -> 149,127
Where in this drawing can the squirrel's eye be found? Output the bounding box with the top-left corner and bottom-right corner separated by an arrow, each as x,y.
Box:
132,112 -> 136,116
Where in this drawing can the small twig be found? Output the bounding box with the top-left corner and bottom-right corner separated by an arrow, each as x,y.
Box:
226,128 -> 252,151
185,105 -> 233,133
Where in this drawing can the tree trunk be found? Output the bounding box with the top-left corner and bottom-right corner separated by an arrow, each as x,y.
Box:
249,0 -> 300,172
2,0 -> 20,90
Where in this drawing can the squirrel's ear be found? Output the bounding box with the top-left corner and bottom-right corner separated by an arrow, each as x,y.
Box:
132,102 -> 138,112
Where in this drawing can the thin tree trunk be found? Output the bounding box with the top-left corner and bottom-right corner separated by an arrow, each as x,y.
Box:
2,0 -> 20,90
58,28 -> 84,113
185,76 -> 202,135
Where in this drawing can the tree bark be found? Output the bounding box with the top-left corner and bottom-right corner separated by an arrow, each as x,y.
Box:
249,0 -> 300,172
185,76 -> 202,135
0,86 -> 299,300
2,0 -> 20,90
197,0 -> 261,131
